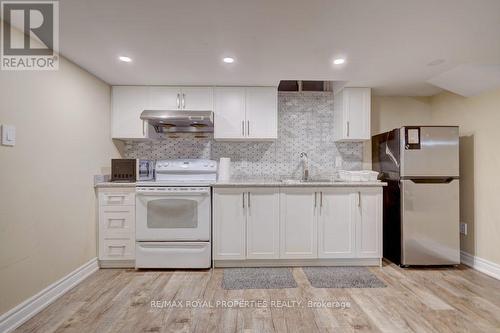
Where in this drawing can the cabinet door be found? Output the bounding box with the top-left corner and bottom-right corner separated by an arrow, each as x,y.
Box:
334,88 -> 371,142
345,88 -> 371,140
149,86 -> 181,110
318,189 -> 356,258
246,188 -> 280,259
245,87 -> 277,139
280,188 -> 318,259
180,87 -> 213,111
356,188 -> 382,258
213,188 -> 246,260
112,86 -> 150,139
214,87 -> 246,139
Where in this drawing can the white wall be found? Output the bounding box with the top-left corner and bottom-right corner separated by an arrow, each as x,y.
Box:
431,89 -> 500,266
0,52 -> 119,314
363,96 -> 432,168
366,91 -> 500,267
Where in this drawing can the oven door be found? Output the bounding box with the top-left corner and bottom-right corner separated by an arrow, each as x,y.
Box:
136,187 -> 211,241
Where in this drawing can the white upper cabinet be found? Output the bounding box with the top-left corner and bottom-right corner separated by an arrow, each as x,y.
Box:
180,87 -> 214,111
245,87 -> 278,140
214,86 -> 277,140
149,86 -> 213,111
214,87 -> 247,139
149,87 -> 180,110
112,86 -> 214,139
333,87 -> 371,142
112,86 -> 151,140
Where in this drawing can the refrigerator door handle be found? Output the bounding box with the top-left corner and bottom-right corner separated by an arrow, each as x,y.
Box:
409,177 -> 455,184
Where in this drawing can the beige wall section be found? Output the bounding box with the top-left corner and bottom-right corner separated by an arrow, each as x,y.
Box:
431,89 -> 500,266
0,54 -> 119,314
363,96 -> 432,169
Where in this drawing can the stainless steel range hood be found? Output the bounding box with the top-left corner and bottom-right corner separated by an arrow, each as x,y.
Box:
140,110 -> 214,133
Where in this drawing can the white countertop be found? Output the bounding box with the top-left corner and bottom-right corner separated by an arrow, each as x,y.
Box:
95,179 -> 386,188
94,182 -> 136,188
213,178 -> 386,187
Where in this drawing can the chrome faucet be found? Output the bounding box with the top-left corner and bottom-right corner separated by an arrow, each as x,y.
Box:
300,152 -> 309,181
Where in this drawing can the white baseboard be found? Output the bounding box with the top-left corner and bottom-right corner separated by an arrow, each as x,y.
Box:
0,257 -> 99,333
461,251 -> 500,280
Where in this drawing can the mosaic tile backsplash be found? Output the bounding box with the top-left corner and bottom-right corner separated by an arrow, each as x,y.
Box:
124,92 -> 363,179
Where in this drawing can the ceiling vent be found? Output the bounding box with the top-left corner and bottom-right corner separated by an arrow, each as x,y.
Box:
278,80 -> 333,92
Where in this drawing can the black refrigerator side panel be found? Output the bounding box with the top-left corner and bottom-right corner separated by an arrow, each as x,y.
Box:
372,129 -> 400,180
383,180 -> 401,265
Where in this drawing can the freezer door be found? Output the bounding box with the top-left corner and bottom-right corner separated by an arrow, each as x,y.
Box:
372,129 -> 400,180
400,127 -> 459,177
401,179 -> 460,265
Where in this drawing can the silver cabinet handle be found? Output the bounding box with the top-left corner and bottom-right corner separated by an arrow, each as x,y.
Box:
320,192 -> 323,215
242,192 -> 245,208
242,120 -> 245,136
142,120 -> 146,136
176,93 -> 180,109
347,121 -> 350,137
358,191 -> 361,207
247,120 -> 250,136
247,192 -> 251,214
314,192 -> 317,208
182,93 -> 186,109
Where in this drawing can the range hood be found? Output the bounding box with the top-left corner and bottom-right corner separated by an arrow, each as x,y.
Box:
140,110 -> 214,133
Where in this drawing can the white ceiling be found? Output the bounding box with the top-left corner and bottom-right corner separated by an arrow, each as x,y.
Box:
59,0 -> 500,96
428,64 -> 500,97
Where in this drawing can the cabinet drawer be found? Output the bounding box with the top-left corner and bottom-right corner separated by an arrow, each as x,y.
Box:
99,206 -> 135,239
99,239 -> 135,260
99,191 -> 135,206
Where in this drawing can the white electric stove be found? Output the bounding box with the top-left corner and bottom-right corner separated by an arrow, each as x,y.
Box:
135,159 -> 217,269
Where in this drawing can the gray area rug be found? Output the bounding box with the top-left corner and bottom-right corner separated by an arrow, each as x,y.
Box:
303,266 -> 387,288
222,267 -> 298,290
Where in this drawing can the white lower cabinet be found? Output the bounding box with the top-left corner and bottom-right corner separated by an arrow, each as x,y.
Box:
279,188 -> 317,259
246,188 -> 280,259
213,186 -> 383,265
356,188 -> 383,258
97,187 -> 136,266
317,188 -> 382,259
213,188 -> 246,259
213,188 -> 280,260
318,189 -> 357,258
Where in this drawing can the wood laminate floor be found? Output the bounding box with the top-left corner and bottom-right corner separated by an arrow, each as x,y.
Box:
15,262 -> 500,333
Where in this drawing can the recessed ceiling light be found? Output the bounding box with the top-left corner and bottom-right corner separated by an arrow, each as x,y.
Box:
333,58 -> 346,65
223,57 -> 235,64
119,56 -> 132,63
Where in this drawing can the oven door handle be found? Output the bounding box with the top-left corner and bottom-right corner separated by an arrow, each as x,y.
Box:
136,189 -> 210,196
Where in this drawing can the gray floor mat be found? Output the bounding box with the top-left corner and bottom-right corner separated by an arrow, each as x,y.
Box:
222,267 -> 298,290
303,266 -> 386,288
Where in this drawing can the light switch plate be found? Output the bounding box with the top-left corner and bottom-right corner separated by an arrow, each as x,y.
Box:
460,222 -> 468,235
1,124 -> 16,146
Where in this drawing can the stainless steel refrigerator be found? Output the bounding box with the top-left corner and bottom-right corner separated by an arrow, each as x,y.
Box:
372,126 -> 460,266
